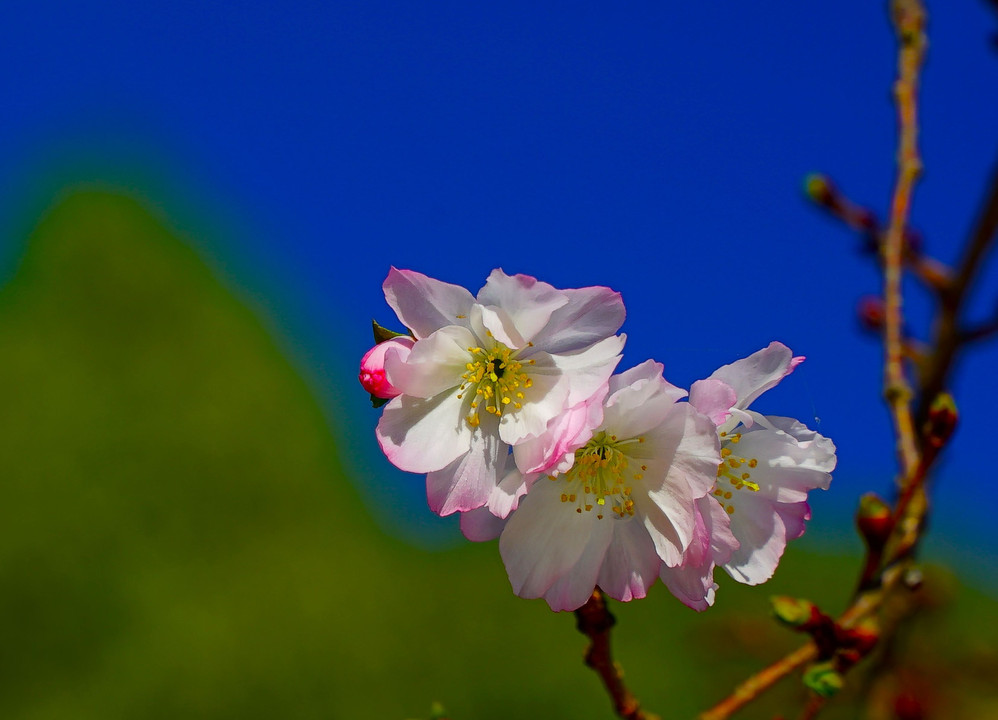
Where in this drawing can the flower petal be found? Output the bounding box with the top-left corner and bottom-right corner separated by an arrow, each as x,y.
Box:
385,326 -> 475,399
689,377 -> 738,427
541,519 -> 614,611
597,518 -> 662,604
708,341 -> 799,410
534,284 -> 625,354
602,359 -> 686,439
460,507 -> 508,542
476,269 -> 570,344
383,267 -> 475,339
376,391 -> 471,473
721,488 -> 786,585
499,480 -> 605,600
425,419 -> 509,515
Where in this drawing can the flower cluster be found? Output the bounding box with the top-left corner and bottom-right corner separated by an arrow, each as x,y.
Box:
360,268 -> 836,612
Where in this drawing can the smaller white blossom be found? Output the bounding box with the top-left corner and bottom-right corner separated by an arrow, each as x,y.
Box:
661,342 -> 836,610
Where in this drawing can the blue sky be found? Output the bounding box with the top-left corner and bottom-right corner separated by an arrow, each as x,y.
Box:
2,2 -> 996,583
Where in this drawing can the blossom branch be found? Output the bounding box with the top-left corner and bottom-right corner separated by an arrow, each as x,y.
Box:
916,158 -> 998,426
574,589 -> 659,720
697,5 -> 936,717
882,0 -> 926,479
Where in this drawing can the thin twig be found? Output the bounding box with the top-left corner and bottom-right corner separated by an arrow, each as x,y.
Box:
697,6 -> 931,717
916,159 -> 998,425
882,0 -> 927,479
574,589 -> 659,720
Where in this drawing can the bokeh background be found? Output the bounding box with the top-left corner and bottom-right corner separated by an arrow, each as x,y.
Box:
1,2 -> 997,718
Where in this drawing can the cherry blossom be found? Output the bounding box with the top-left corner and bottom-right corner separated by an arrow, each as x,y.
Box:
663,342 -> 837,610
493,361 -> 720,611
373,268 -> 626,516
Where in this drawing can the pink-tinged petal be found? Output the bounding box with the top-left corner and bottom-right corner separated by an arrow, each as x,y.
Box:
689,377 -> 738,427
498,363 -> 567,445
708,341 -> 799,410
484,467 -> 530,519
469,303 -> 526,350
645,404 -> 723,500
597,518 -> 662,604
499,480 -> 605,599
659,560 -> 717,612
385,326 -> 475,399
705,495 -> 739,567
721,488 -> 787,585
512,386 -> 606,475
476,269 -> 570,344
534,284 -> 626,355
460,507 -> 507,542
553,334 -> 627,407
383,267 -> 475,339
779,500 -> 812,542
376,392 -> 471,473
602,360 -> 686,439
734,420 -> 835,504
636,485 -> 691,567
359,337 -> 414,399
425,421 -> 509,515
541,519 -> 614,611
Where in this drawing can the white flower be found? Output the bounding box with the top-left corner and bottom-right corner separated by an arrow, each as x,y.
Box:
374,268 -> 626,516
487,361 -> 720,611
662,342 -> 836,610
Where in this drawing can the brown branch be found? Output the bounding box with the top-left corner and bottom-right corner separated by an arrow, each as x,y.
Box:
697,6 -> 932,717
574,589 -> 659,720
882,0 -> 927,479
916,159 -> 998,426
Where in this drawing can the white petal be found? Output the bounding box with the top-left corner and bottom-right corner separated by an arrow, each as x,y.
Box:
533,284 -> 625,354
499,480 -> 604,599
469,303 -> 526,350
484,466 -> 530,519
385,326 -> 475,399
498,363 -> 567,445
602,360 -> 686,440
425,419 -> 508,515
376,392 -> 472,473
708,342 -> 800,410
476,269 -> 570,343
721,489 -> 787,585
596,518 -> 661,603
460,507 -> 508,542
553,335 -> 627,407
542,519 -> 614,611
383,267 -> 475,339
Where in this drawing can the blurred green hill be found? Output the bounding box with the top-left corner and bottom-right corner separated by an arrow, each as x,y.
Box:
0,190 -> 994,719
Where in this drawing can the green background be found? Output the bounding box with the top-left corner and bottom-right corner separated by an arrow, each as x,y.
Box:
0,190 -> 994,719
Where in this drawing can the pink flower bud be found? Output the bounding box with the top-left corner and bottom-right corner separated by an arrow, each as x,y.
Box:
359,337 -> 414,399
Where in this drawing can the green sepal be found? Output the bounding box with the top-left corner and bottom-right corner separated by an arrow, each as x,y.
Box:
370,394 -> 390,409
803,661 -> 844,698
372,319 -> 409,344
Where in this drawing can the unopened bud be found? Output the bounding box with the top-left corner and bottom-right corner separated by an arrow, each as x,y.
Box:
841,619 -> 879,656
923,393 -> 957,449
804,173 -> 836,207
771,596 -> 819,629
359,336 -> 415,403
856,493 -> 892,550
803,661 -> 844,698
857,296 -> 886,332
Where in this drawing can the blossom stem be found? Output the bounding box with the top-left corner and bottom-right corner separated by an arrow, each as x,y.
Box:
574,589 -> 659,720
